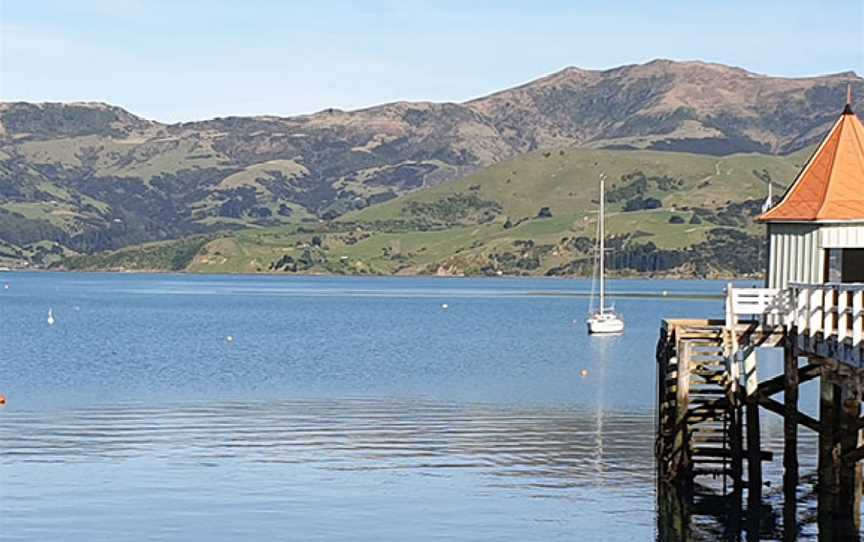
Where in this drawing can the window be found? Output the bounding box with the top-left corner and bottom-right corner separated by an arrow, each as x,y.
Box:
842,249 -> 864,283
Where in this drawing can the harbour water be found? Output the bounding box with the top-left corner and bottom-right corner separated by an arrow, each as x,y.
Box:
0,273 -> 822,541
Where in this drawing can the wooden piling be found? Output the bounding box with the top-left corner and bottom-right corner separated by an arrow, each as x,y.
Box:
817,373 -> 838,537
656,481 -> 690,542
656,328 -> 669,480
837,385 -> 862,535
782,340 -> 798,541
816,371 -> 864,539
675,340 -> 691,486
744,348 -> 762,538
728,350 -> 744,540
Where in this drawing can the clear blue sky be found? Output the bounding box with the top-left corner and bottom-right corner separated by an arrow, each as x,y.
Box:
2,0 -> 862,122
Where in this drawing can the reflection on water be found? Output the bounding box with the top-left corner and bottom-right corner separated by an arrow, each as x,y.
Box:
2,398 -> 654,486
1,398 -> 656,541
0,273 -> 830,541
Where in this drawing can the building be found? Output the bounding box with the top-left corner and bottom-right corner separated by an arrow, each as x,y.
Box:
758,90 -> 864,288
657,89 -> 864,541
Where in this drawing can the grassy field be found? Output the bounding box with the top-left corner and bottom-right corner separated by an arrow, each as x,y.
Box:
61,145 -> 811,277
346,147 -> 804,222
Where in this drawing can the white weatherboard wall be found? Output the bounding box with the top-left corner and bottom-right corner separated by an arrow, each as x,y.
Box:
766,223 -> 823,289
820,224 -> 864,248
766,223 -> 864,288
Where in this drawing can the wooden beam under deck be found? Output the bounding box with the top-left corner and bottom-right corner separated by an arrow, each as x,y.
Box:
757,395 -> 822,433
757,363 -> 821,397
843,445 -> 864,465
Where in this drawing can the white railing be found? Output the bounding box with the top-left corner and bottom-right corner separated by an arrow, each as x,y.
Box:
787,283 -> 864,346
724,283 -> 864,366
725,285 -> 790,327
725,285 -> 793,379
725,283 -> 864,341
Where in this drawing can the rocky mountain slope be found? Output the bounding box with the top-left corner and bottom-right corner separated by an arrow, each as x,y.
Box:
469,60 -> 861,154
0,59 -> 861,268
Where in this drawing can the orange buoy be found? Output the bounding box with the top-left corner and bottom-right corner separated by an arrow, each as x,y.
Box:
0,394 -> 6,406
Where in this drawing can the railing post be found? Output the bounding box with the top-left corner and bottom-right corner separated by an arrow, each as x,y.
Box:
838,288 -> 850,342
797,287 -> 808,333
784,288 -> 795,328
853,290 -> 864,352
725,283 -> 734,330
725,283 -> 739,358
824,285 -> 835,338
809,287 -> 823,336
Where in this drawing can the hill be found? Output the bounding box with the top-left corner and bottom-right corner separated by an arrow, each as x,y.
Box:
0,59 -> 859,270
63,147 -> 807,277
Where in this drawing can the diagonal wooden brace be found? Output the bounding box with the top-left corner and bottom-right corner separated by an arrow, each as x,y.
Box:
758,394 -> 822,433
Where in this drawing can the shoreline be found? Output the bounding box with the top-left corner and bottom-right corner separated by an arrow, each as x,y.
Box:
7,266 -> 764,284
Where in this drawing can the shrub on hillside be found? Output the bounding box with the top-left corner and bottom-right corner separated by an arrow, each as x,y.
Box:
623,196 -> 662,211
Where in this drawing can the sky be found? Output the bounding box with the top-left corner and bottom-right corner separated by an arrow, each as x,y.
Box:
1,0 -> 863,123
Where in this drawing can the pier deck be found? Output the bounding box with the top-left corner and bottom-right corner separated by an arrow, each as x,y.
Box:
656,283 -> 864,540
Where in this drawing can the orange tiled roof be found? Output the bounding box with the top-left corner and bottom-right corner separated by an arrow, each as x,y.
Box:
758,106 -> 864,222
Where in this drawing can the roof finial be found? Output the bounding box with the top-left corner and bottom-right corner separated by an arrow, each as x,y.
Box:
844,83 -> 854,115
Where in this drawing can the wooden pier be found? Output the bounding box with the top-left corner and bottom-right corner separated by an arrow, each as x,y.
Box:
656,283 -> 864,540
654,93 -> 864,539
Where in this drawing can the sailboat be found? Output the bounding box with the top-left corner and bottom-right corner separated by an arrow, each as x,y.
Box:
586,175 -> 624,335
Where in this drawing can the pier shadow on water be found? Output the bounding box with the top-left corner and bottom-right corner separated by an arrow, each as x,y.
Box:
655,474 -> 860,542
655,410 -> 859,541
657,473 -> 864,542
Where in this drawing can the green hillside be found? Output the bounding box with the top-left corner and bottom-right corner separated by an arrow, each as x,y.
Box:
62,146 -> 809,278
349,147 -> 803,222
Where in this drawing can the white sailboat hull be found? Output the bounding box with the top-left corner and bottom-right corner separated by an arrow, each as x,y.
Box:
586,312 -> 624,334
583,175 -> 624,335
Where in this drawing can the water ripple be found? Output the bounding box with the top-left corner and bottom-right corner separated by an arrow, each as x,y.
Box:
1,398 -> 655,489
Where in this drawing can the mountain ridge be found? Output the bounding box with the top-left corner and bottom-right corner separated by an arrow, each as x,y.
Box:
3,59 -> 861,148
7,59 -> 858,125
0,59 -> 861,269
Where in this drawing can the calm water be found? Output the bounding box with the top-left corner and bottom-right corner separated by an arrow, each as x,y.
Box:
0,273 -> 819,541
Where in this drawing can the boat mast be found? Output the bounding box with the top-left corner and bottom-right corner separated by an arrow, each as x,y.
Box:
599,175 -> 605,314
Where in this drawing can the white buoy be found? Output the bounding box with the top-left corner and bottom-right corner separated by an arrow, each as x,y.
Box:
441,304 -> 448,310
47,308 -> 55,326
3,284 -> 8,290
226,335 -> 234,343
662,290 -> 668,297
